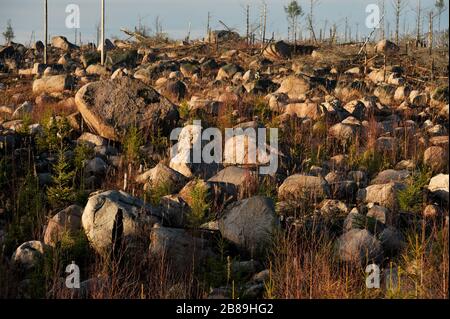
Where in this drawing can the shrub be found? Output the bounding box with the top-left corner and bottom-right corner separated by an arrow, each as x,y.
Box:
398,168 -> 431,213
123,126 -> 144,163
47,147 -> 75,209
187,180 -> 211,227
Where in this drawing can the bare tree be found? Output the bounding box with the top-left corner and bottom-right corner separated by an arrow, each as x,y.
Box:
308,0 -> 320,42
415,0 -> 422,47
435,0 -> 446,32
392,0 -> 407,45
379,0 -> 386,40
259,1 -> 267,46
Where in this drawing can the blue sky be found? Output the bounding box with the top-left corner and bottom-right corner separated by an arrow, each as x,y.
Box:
0,0 -> 448,45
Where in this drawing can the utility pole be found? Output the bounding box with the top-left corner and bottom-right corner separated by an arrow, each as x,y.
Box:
101,0 -> 105,66
356,23 -> 359,42
379,0 -> 385,40
44,0 -> 48,64
186,21 -> 191,43
262,2 -> 267,48
207,11 -> 210,39
428,10 -> 433,55
416,0 -> 421,47
246,5 -> 250,46
344,17 -> 348,43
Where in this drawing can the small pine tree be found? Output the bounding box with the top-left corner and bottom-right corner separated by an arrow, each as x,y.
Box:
3,19 -> 15,45
47,147 -> 75,208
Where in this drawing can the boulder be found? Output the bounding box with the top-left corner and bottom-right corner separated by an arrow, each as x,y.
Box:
51,36 -> 78,51
423,146 -> 447,173
374,39 -> 399,55
84,157 -> 108,177
169,124 -> 221,179
81,52 -> 101,68
278,174 -> 329,202
218,196 -> 279,257
324,171 -> 356,200
12,101 -> 33,119
357,182 -> 406,210
284,102 -> 325,120
319,199 -> 348,217
262,41 -> 292,61
82,190 -> 162,254
135,163 -> 187,193
427,174 -> 449,203
97,39 -> 115,52
149,225 -> 214,272
379,226 -> 404,256
77,132 -> 106,147
275,75 -> 311,100
371,169 -> 410,185
162,79 -> 187,101
12,241 -> 47,270
335,229 -> 383,264
32,75 -> 74,95
366,204 -> 393,226
106,49 -> 138,68
329,123 -> 358,144
86,64 -> 110,77
75,77 -> 179,141
44,205 -> 83,246
216,64 -> 243,81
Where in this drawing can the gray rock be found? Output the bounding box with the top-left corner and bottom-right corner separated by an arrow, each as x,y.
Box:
12,241 -> 47,270
32,75 -> 74,95
427,174 -> 449,203
77,132 -> 107,147
149,225 -> 214,272
278,174 -> 330,202
159,195 -> 191,227
12,101 -> 33,119
319,199 -> 348,217
366,204 -> 393,225
44,205 -> 83,246
75,77 -> 179,142
379,226 -> 404,256
357,182 -> 406,210
371,169 -> 410,185
219,196 -> 279,257
82,190 -> 161,254
423,146 -> 447,173
136,163 -> 187,193
335,229 -> 383,264
84,157 -> 107,177
343,208 -> 362,232
51,36 -> 78,51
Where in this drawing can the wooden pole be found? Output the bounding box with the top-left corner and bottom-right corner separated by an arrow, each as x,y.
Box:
246,5 -> 249,46
44,0 -> 48,64
262,3 -> 267,48
101,0 -> 105,66
428,11 -> 433,55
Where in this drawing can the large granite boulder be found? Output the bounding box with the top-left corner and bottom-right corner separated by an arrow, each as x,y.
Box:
75,77 -> 179,141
